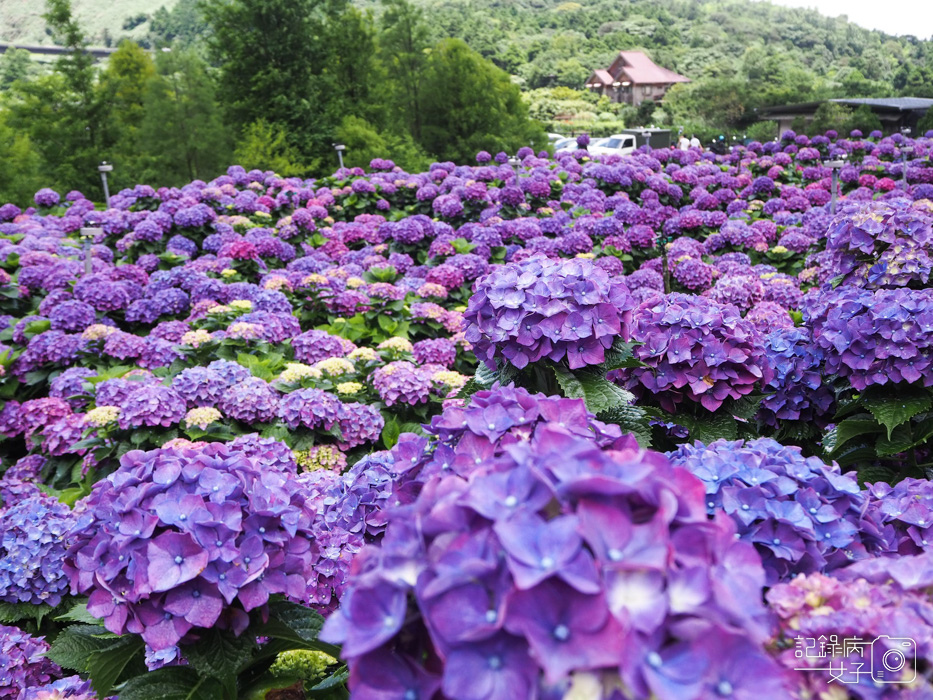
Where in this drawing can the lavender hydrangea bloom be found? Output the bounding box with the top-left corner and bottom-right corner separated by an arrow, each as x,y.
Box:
0,495 -> 75,606
49,367 -> 95,410
759,327 -> 835,427
862,478 -> 933,556
218,377 -> 280,424
620,293 -> 773,412
278,388 -> 342,431
465,256 -> 635,371
323,389 -> 785,699
206,360 -> 252,387
336,402 -> 384,449
706,272 -> 764,311
0,625 -> 60,699
669,438 -> 870,583
412,338 -> 456,368
118,385 -> 187,429
171,367 -> 228,408
804,286 -> 933,390
291,330 -> 348,365
767,562 -> 933,696
65,440 -> 320,650
48,301 -> 96,333
18,675 -> 99,700
34,189 -> 60,208
371,361 -> 432,407
822,200 -> 933,289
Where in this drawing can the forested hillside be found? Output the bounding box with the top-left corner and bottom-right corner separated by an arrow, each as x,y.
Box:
2,0 -> 932,201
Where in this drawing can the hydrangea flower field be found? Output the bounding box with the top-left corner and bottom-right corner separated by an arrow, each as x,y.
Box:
4,129 -> 933,699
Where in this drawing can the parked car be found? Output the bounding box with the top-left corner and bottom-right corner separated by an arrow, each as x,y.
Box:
547,132 -> 566,143
552,137 -> 577,152
588,134 -> 637,156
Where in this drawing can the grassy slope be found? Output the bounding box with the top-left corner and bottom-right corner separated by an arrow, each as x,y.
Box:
0,0 -> 179,45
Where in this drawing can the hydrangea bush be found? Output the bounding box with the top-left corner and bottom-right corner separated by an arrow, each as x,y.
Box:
323,390 -> 790,699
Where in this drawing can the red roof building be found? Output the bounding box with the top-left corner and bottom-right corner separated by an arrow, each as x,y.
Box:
585,51 -> 690,106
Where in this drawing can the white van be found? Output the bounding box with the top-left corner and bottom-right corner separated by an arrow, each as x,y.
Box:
588,134 -> 637,156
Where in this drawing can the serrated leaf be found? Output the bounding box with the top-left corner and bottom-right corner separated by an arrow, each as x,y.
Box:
862,386 -> 933,439
56,600 -> 99,624
474,363 -> 497,387
86,634 -> 145,696
553,367 -> 632,413
47,625 -> 113,672
602,341 -> 642,371
307,667 -> 350,697
828,418 -> 883,453
0,601 -> 56,624
552,365 -> 585,399
456,377 -> 481,400
832,442 -> 877,468
184,628 -> 255,696
874,421 -> 933,459
730,394 -> 763,421
381,414 -> 401,449
598,403 -> 652,448
376,315 -> 398,334
117,667 -> 224,700
857,464 -> 899,487
673,413 -> 738,445
257,601 -> 342,658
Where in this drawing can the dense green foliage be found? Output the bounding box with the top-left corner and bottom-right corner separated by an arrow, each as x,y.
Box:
2,0 -> 933,202
0,0 -> 542,203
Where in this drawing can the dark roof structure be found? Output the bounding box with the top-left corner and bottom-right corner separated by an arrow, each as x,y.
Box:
760,97 -> 933,133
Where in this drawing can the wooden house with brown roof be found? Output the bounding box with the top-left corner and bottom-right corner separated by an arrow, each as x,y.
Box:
585,51 -> 690,106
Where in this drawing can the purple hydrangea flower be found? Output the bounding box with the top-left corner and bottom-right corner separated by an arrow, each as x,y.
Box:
758,327 -> 835,427
669,438 -> 869,583
412,338 -> 456,368
218,377 -> 280,424
323,389 -> 783,698
278,388 -> 342,430
0,625 -> 60,699
804,286 -> 933,390
336,402 -> 384,449
465,256 -> 635,371
371,362 -> 432,407
171,367 -> 228,408
0,495 -> 76,606
65,440 -> 320,650
620,293 -> 773,412
291,330 -> 348,365
822,200 -> 933,289
48,301 -> 96,333
118,385 -> 187,429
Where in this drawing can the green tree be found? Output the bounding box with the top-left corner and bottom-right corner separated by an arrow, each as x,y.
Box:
138,49 -> 231,185
379,0 -> 431,140
335,115 -> 430,172
419,38 -> 546,163
0,111 -> 43,205
746,120 -> 779,142
202,0 -> 342,164
233,119 -> 308,176
4,73 -> 91,193
847,104 -> 883,134
328,6 -> 385,126
97,40 -> 157,187
809,101 -> 853,134
9,0 -> 108,194
0,48 -> 33,91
